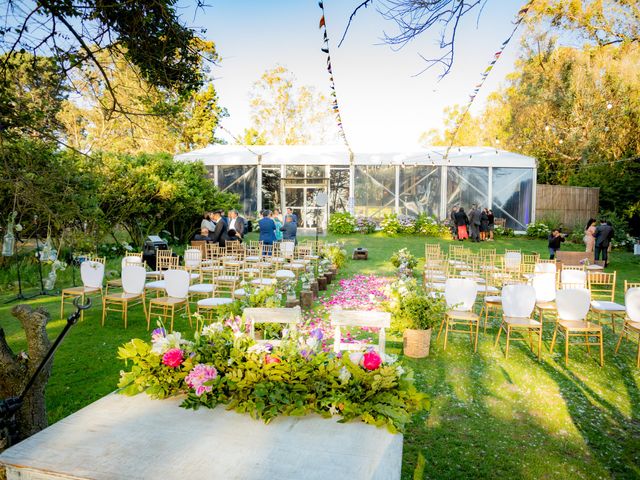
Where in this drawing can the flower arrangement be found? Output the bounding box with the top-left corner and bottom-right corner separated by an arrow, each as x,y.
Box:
322,245 -> 348,269
389,248 -> 418,270
118,319 -> 427,433
387,288 -> 448,332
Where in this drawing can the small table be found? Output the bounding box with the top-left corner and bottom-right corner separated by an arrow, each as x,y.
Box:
352,248 -> 368,260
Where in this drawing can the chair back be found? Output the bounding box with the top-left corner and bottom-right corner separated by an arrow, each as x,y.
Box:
122,265 -> 146,295
444,278 -> 477,311
534,262 -> 556,274
502,284 -> 536,318
625,281 -> 640,293
245,307 -> 301,343
625,288 -> 640,322
163,269 -> 190,299
330,308 -> 391,355
184,248 -> 202,268
588,271 -> 617,301
80,260 -> 105,288
504,251 -> 521,270
121,255 -> 143,268
555,289 -> 591,321
532,273 -> 556,302
560,269 -> 587,289
280,241 -> 295,259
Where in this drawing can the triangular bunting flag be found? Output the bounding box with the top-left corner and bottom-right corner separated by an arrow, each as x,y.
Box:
319,16 -> 326,28
321,47 -> 329,54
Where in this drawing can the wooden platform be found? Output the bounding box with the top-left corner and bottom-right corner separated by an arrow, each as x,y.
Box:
0,393 -> 402,480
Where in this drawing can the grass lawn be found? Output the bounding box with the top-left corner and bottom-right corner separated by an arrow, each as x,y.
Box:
1,233 -> 640,479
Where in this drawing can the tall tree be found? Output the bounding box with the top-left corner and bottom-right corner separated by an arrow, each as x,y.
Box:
247,66 -> 338,145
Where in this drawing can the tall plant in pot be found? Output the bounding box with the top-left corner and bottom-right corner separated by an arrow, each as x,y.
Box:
394,291 -> 447,358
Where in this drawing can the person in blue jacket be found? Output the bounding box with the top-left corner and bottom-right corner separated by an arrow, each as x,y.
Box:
258,210 -> 277,245
280,214 -> 298,244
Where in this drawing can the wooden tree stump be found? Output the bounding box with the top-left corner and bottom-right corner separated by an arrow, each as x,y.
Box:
318,277 -> 327,291
310,281 -> 319,299
0,305 -> 52,452
325,272 -> 333,285
300,291 -> 313,310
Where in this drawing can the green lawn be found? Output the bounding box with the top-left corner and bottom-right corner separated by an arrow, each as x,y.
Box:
1,233 -> 640,479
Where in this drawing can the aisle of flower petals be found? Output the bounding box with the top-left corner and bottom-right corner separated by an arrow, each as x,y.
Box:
301,274 -> 393,350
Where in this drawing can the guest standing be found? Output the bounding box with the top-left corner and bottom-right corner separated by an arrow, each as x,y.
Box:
469,204 -> 481,242
487,209 -> 495,241
272,210 -> 284,241
258,210 -> 277,245
450,206 -> 459,240
286,207 -> 298,225
208,210 -> 229,247
480,208 -> 489,241
280,214 -> 298,243
194,228 -> 212,242
548,229 -> 565,260
583,218 -> 596,253
594,219 -> 614,267
454,207 -> 469,241
201,212 -> 215,232
227,209 -> 245,238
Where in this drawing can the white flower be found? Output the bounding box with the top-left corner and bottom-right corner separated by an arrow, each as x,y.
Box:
329,404 -> 339,416
383,353 -> 398,364
395,365 -> 405,377
305,337 -> 319,351
349,352 -> 363,365
338,366 -> 351,383
151,332 -> 190,355
201,322 -> 224,337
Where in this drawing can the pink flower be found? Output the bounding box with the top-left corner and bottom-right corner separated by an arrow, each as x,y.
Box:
362,351 -> 382,371
162,348 -> 184,368
264,354 -> 281,364
185,364 -> 218,396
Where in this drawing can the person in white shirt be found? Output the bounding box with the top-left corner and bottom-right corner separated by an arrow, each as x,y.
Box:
227,209 -> 245,237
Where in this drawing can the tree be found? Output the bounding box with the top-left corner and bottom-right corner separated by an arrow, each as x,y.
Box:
57,44 -> 225,155
1,0 -> 214,121
96,152 -> 240,246
246,66 -> 338,145
0,305 -> 52,449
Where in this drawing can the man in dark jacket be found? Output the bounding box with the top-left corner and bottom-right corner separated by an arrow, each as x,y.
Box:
468,204 -> 481,242
280,214 -> 298,243
595,219 -> 614,266
227,209 -> 245,238
548,229 -> 565,260
209,210 -> 229,247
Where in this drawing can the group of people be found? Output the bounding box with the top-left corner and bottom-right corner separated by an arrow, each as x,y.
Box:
194,209 -> 247,247
450,205 -> 495,242
547,218 -> 614,266
258,208 -> 298,245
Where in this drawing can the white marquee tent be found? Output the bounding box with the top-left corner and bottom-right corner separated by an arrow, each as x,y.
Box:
175,145 -> 537,231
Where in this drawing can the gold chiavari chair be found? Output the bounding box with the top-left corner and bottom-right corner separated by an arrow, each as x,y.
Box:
147,269 -> 191,332
60,256 -> 106,321
589,271 -> 625,332
615,287 -> 640,367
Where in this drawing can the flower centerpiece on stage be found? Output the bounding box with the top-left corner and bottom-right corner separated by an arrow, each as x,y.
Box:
117,317 -> 427,433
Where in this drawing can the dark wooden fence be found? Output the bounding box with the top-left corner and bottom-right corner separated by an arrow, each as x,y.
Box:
536,185 -> 600,227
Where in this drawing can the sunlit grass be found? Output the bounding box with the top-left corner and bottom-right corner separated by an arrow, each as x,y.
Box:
1,232 -> 639,478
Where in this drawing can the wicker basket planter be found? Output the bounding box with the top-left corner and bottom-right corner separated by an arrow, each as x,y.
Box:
403,328 -> 432,358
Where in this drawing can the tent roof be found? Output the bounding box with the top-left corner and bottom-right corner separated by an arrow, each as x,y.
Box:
175,144 -> 536,168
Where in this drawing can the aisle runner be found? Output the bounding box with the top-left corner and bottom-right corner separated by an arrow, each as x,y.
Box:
302,274 -> 392,349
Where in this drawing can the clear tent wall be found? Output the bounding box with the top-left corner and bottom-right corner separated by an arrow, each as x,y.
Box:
178,146 -> 536,231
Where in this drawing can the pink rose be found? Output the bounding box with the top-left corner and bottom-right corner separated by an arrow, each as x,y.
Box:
162,348 -> 184,368
264,354 -> 281,364
362,351 -> 382,371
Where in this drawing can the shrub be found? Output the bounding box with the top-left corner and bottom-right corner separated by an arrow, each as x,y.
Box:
494,225 -> 515,237
355,216 -> 377,234
414,213 -> 452,239
390,248 -> 418,270
380,213 -> 402,235
328,212 -> 356,234
526,222 -> 551,239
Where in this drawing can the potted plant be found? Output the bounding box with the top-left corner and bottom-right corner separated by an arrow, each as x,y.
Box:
395,291 -> 447,358
390,248 -> 418,278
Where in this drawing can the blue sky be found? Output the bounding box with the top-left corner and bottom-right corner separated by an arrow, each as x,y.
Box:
178,0 -> 528,150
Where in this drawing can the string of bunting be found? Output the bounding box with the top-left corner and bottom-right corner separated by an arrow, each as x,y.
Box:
318,1 -> 353,155
443,1 -> 533,162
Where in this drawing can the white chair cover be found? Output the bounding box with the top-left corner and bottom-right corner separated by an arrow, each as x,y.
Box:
555,289 -> 591,321
534,262 -> 556,274
444,278 -> 477,312
163,270 -> 190,299
502,284 -> 536,318
560,270 -> 587,289
184,248 -> 202,268
532,273 -> 556,302
625,287 -> 640,322
122,265 -> 146,295
80,261 -> 105,289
